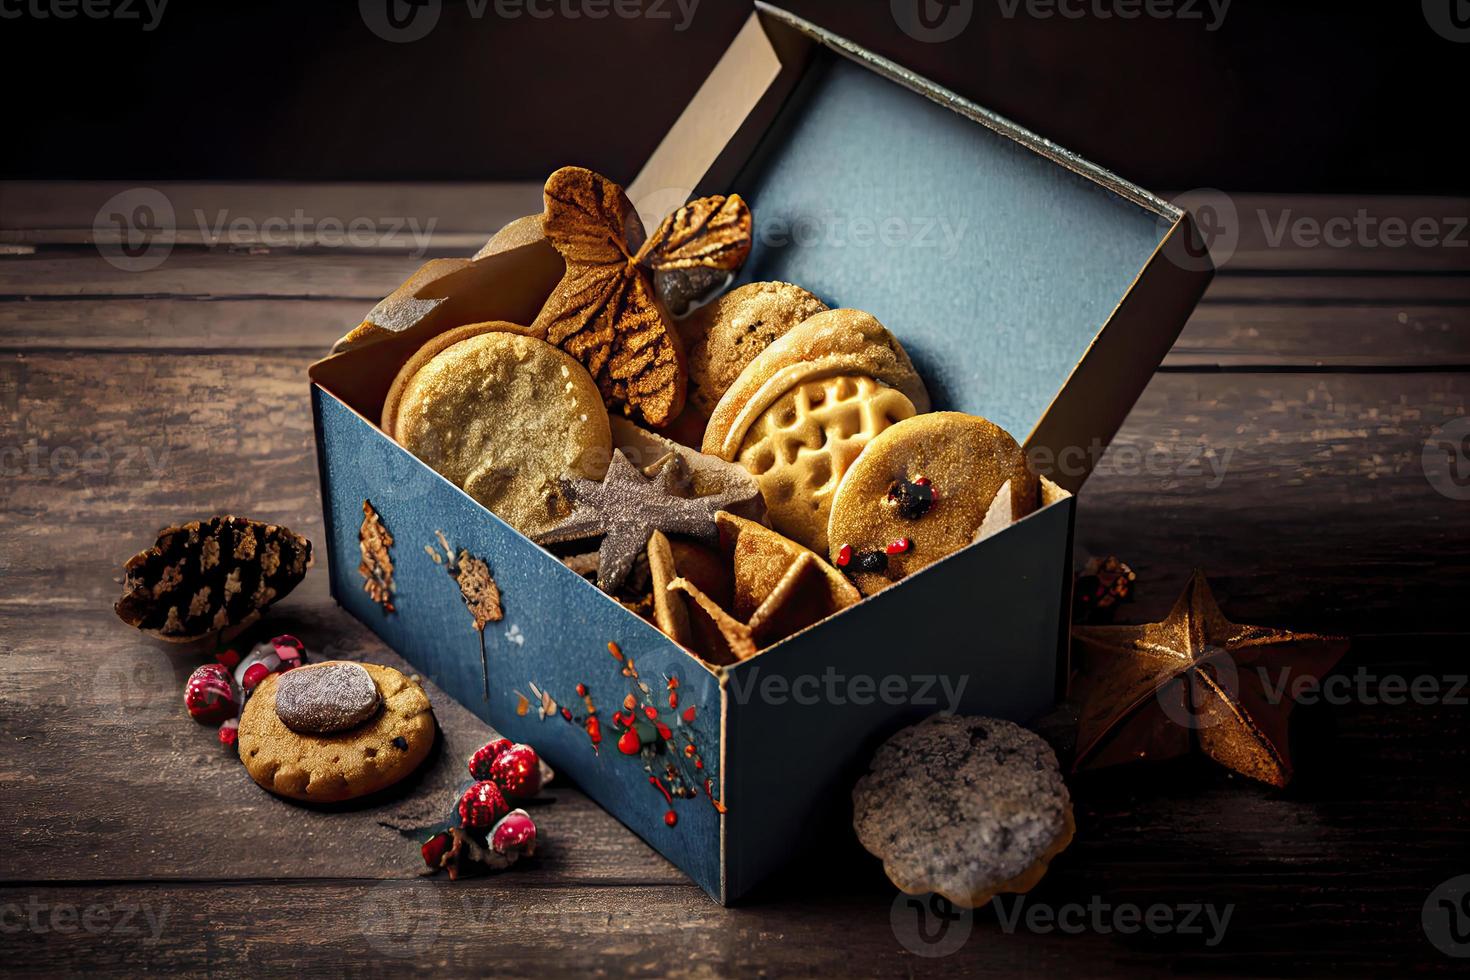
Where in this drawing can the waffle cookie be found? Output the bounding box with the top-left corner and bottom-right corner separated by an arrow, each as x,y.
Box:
702,310 -> 929,554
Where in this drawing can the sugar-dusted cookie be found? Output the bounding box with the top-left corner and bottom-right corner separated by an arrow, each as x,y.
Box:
678,281 -> 830,418
239,662 -> 435,803
393,332 -> 612,538
380,321 -> 543,438
852,715 -> 1074,909
827,412 -> 1036,595
702,310 -> 929,555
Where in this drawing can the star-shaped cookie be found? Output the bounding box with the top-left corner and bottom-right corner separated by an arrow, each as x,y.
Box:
537,450 -> 757,594
1070,571 -> 1348,787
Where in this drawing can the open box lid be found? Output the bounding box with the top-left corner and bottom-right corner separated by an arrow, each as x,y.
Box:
631,3 -> 1214,493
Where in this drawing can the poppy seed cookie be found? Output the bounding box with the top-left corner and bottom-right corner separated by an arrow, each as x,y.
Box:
853,714 -> 1074,908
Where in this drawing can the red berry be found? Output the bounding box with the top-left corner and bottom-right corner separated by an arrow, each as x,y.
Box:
664,810 -> 678,827
575,683 -> 587,697
643,705 -> 658,720
457,780 -> 509,831
655,722 -> 672,741
836,544 -> 853,568
586,716 -> 602,745
468,738 -> 513,780
667,676 -> 679,689
560,707 -> 572,721
669,692 -> 678,709
184,664 -> 237,724
490,809 -> 538,858
241,662 -> 270,692
218,717 -> 239,747
682,706 -> 697,723
617,728 -> 641,755
490,744 -> 543,799
421,830 -> 452,870
886,537 -> 912,555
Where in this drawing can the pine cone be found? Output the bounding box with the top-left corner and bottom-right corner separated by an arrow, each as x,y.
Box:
114,516 -> 313,642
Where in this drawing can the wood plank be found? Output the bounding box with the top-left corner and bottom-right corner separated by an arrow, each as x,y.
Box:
2,354 -> 1466,636
0,181 -> 542,253
0,298 -> 368,352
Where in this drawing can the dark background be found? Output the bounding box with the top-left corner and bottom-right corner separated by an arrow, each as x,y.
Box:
2,0 -> 1464,192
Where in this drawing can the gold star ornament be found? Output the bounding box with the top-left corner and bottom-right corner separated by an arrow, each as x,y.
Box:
1070,571 -> 1348,787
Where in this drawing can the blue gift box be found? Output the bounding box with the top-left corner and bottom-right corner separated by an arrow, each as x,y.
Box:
309,4 -> 1212,904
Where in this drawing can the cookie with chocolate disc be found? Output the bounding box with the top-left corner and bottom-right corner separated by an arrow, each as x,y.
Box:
853,714 -> 1074,909
827,412 -> 1036,595
392,332 -> 612,538
702,309 -> 929,555
239,662 -> 435,803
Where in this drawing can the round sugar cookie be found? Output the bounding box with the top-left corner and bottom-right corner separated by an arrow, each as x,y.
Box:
679,281 -> 830,418
826,412 -> 1034,595
238,662 -> 435,803
393,332 -> 612,538
381,321 -> 543,438
852,715 -> 1074,909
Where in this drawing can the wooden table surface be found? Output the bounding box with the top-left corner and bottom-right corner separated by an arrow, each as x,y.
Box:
2,183 -> 1468,977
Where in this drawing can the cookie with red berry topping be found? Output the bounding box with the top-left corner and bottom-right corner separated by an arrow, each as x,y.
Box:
852,714 -> 1074,909
237,662 -> 434,803
827,413 -> 1037,595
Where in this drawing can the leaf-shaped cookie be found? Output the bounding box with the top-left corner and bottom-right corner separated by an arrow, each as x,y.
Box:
115,516 -> 313,642
533,167 -> 752,427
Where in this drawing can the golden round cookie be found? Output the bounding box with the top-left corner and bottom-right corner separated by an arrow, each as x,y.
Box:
679,281 -> 830,418
393,332 -> 612,537
827,413 -> 1035,595
238,663 -> 435,803
380,321 -> 542,438
734,374 -> 916,554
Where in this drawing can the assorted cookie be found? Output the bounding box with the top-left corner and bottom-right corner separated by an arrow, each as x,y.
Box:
827,412 -> 1038,595
392,330 -> 613,538
853,715 -> 1074,908
702,309 -> 930,554
679,280 -> 830,418
238,661 -> 435,803
369,166 -> 1053,666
